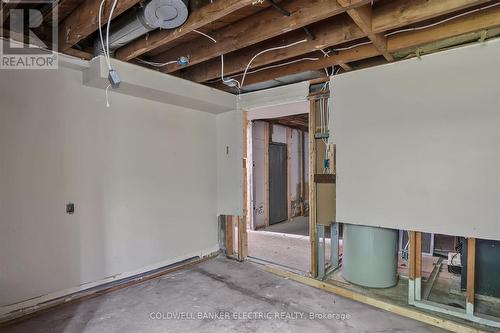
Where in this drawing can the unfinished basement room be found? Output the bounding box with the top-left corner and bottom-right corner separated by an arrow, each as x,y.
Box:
1,0 -> 500,332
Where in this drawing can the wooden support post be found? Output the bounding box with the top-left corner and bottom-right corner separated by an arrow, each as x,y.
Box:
466,237 -> 476,316
415,231 -> 422,301
286,127 -> 292,219
225,216 -> 233,257
237,216 -> 248,261
264,123 -> 270,227
408,231 -> 416,304
300,130 -> 305,216
309,100 -> 317,277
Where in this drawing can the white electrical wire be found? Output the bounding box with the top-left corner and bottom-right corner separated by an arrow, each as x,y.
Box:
98,0 -> 118,108
190,29 -> 242,89
193,29 -> 217,43
236,57 -> 320,77
105,84 -> 111,108
331,40 -> 372,52
221,54 -> 241,89
136,58 -> 178,67
98,0 -> 110,69
205,57 -> 320,84
240,38 -> 308,87
385,1 -> 500,37
106,0 -> 119,65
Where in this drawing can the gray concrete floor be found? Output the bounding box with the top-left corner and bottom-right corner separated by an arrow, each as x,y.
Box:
1,257 -> 447,333
260,216 -> 309,236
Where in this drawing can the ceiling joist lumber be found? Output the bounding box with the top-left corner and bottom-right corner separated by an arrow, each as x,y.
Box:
182,16 -> 364,82
43,0 -> 86,25
337,1 -> 394,61
115,0 -> 256,61
230,4 -> 500,87
372,0 -> 493,34
58,0 -> 141,51
153,0 -> 371,73
186,0 -> 492,84
386,2 -> 500,51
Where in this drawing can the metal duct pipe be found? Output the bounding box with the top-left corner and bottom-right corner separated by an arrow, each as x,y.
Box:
95,0 -> 189,56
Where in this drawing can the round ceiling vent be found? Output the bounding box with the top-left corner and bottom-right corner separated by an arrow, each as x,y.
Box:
144,0 -> 189,29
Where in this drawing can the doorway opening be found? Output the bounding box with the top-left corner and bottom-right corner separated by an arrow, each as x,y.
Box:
244,103 -> 317,273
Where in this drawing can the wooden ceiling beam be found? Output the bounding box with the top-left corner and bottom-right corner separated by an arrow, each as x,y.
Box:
337,2 -> 394,61
152,0 -> 371,73
188,0 -> 491,84
337,61 -> 352,71
43,0 -> 86,25
115,0 -> 255,61
58,0 -> 141,51
232,44 -> 379,87
182,16 -> 364,83
372,0 -> 492,34
386,3 -> 500,51
226,4 -> 500,87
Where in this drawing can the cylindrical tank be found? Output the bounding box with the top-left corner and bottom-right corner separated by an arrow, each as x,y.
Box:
342,224 -> 398,288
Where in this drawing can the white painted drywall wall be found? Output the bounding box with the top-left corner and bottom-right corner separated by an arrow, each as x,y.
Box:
246,101 -> 309,120
240,81 -> 309,110
216,109 -> 243,216
331,39 -> 500,240
0,62 -> 229,312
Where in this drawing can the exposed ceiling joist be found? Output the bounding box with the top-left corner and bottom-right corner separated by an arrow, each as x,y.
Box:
338,2 -> 394,61
185,0 -> 492,84
152,0 -> 371,73
43,0 -> 86,25
372,0 -> 493,33
226,4 -> 500,87
386,2 -> 500,50
182,15 -> 364,83
115,0 -> 256,61
58,0 -> 141,51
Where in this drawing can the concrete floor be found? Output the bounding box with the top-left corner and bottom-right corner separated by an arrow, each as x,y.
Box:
248,230 -> 317,272
260,216 -> 310,236
0,257 -> 447,333
248,216 -> 332,272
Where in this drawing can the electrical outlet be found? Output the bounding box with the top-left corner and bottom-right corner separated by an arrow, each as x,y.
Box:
66,203 -> 75,215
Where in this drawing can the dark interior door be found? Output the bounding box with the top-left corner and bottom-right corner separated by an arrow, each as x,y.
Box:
269,143 -> 287,225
